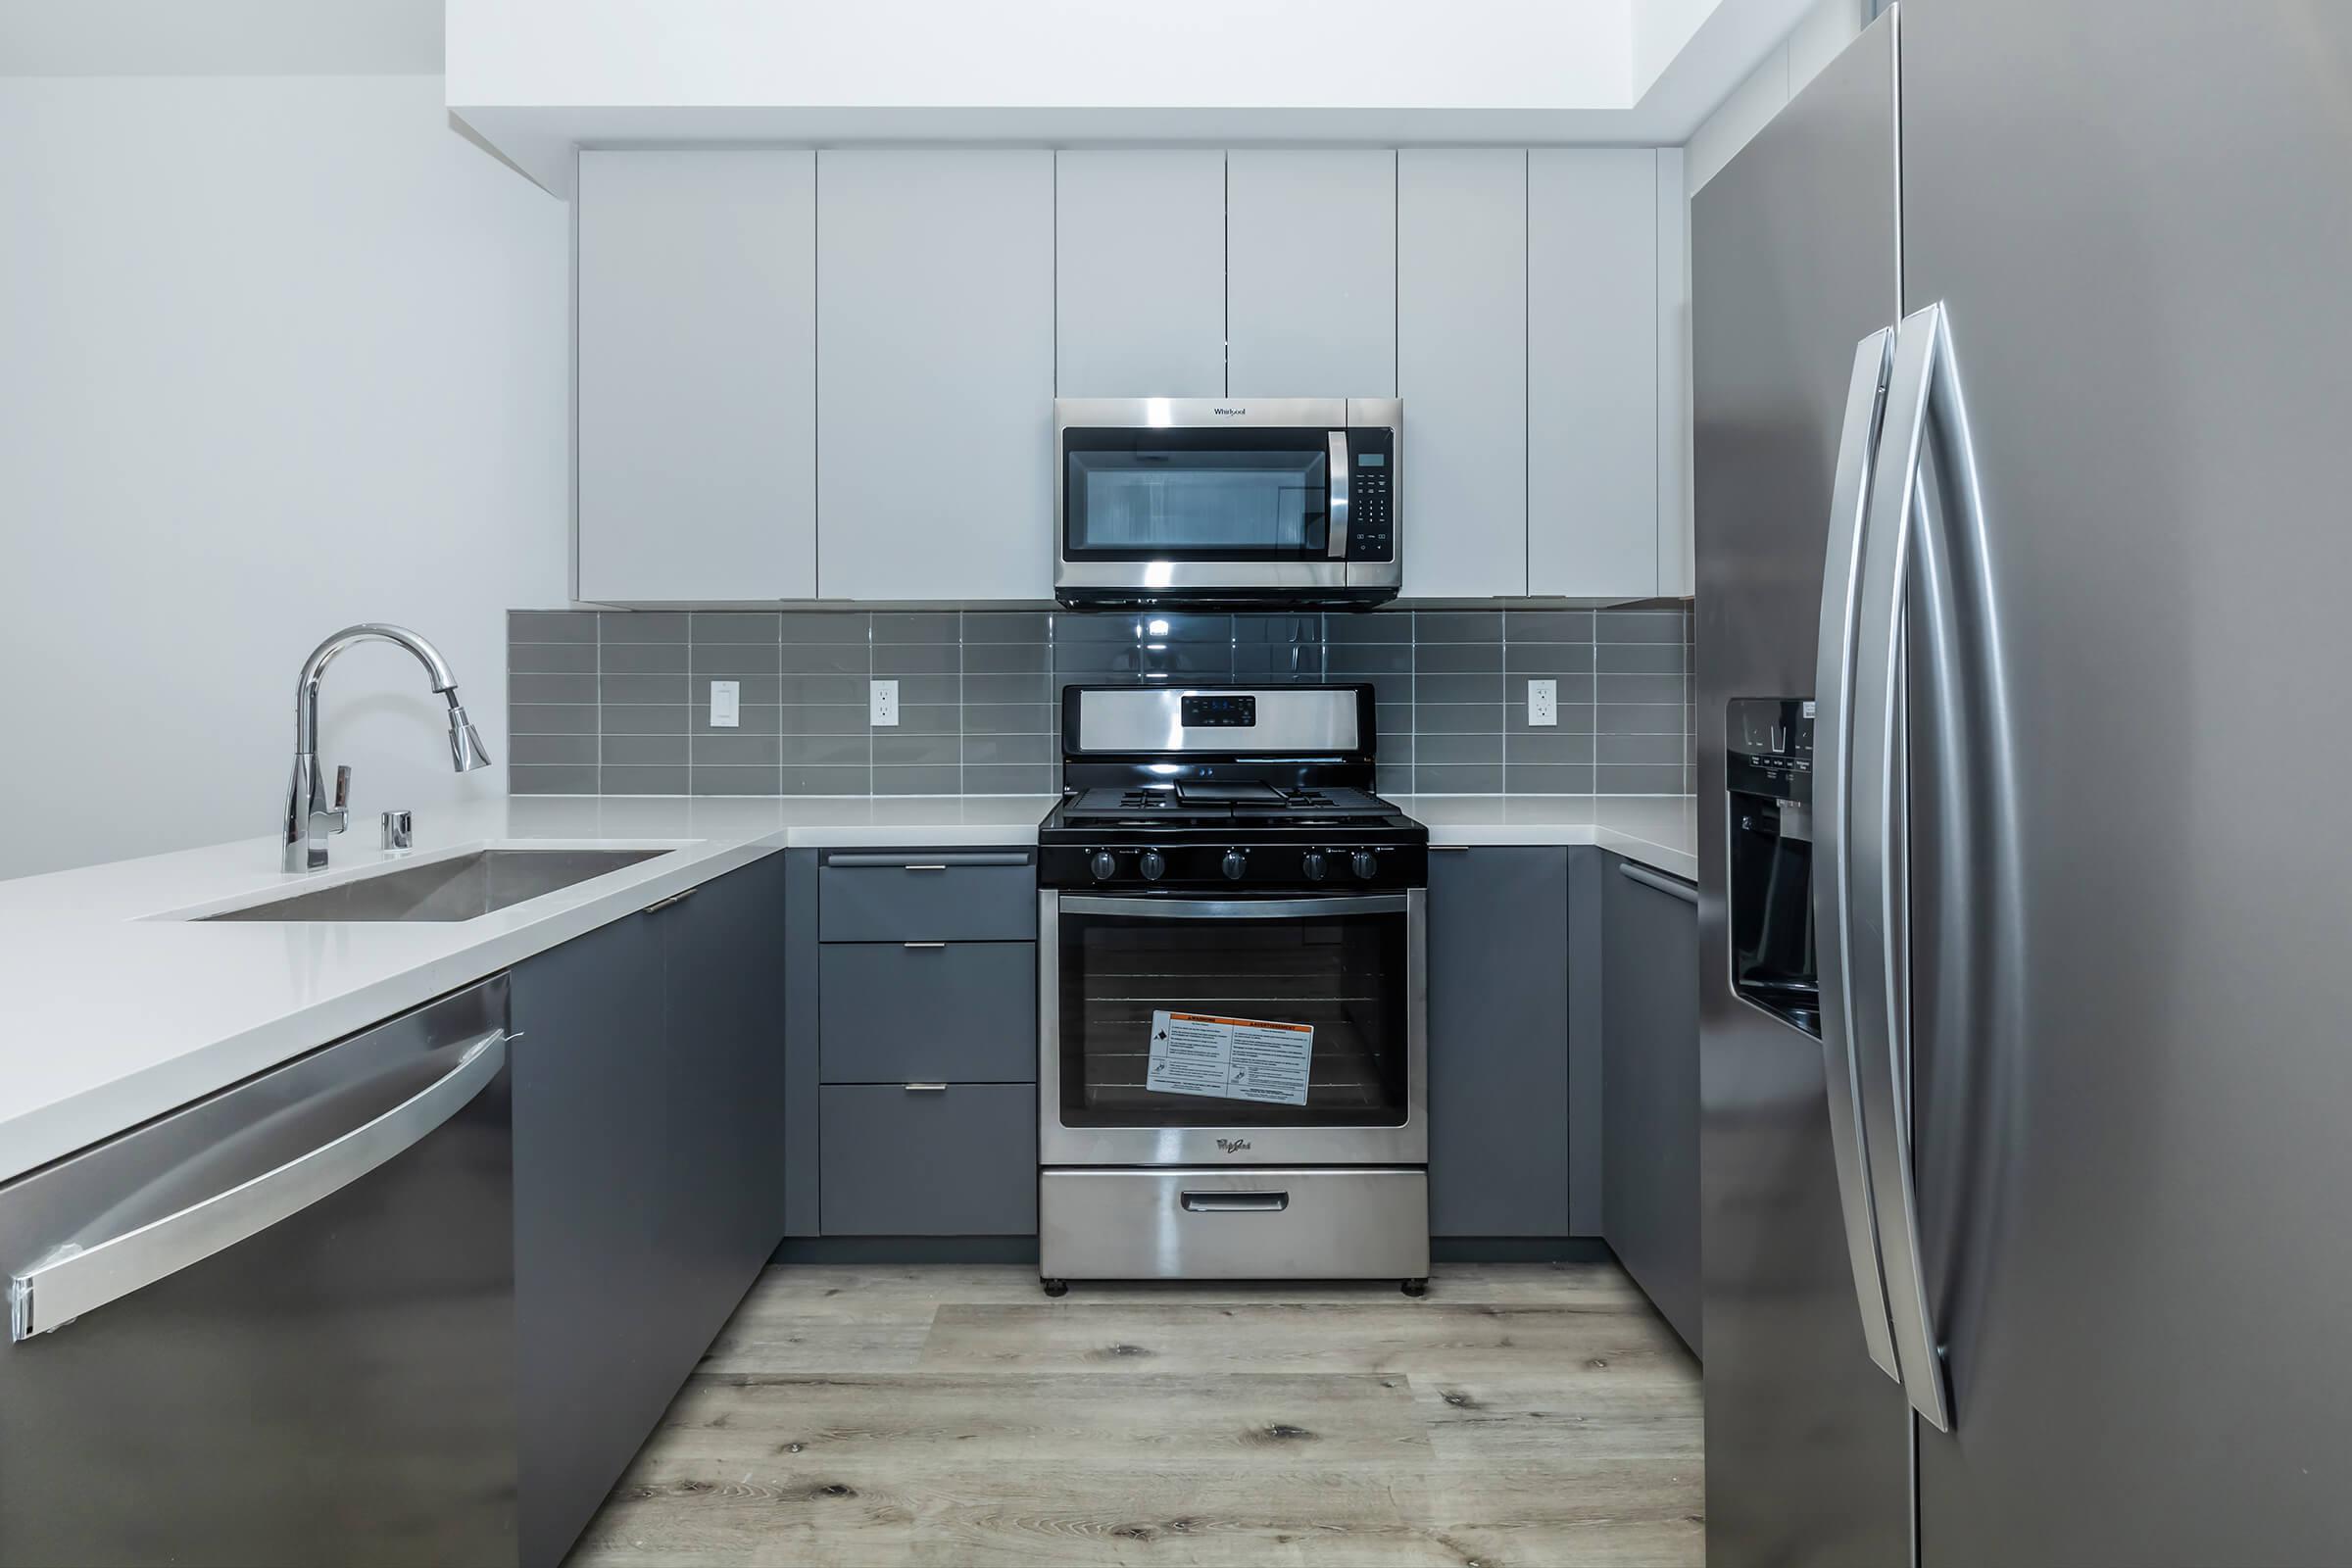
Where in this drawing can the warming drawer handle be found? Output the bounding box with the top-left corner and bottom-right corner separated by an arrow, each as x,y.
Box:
1615,862 -> 1698,906
7,1030 -> 507,1343
1180,1191 -> 1290,1214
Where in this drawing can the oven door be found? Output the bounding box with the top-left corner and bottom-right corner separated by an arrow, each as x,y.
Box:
1040,890 -> 1428,1165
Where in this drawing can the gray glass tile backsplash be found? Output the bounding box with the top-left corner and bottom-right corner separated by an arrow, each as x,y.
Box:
508,607 -> 1696,798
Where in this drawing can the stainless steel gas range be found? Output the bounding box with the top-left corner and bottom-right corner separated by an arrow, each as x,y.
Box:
1034,683 -> 1429,1296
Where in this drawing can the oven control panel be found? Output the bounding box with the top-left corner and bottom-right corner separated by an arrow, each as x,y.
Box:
1042,841 -> 1427,892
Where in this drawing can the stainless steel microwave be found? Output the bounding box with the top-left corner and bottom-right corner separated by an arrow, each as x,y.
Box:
1054,398 -> 1402,609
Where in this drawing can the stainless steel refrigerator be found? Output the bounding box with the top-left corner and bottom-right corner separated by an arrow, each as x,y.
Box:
1693,2 -> 2352,1563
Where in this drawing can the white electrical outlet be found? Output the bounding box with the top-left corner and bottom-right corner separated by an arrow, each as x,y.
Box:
869,679 -> 900,727
709,679 -> 740,728
1528,678 -> 1558,727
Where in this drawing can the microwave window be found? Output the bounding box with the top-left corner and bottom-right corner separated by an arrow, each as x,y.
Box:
1066,447 -> 1330,556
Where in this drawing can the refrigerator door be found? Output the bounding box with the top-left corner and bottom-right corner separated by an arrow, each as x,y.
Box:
1899,0 -> 2352,1560
1692,14 -> 1912,1565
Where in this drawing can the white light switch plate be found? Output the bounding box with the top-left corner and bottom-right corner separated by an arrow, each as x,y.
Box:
1527,678 -> 1557,727
869,679 -> 899,727
709,679 -> 740,728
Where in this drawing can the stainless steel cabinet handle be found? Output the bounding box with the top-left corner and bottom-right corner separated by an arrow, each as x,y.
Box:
1180,1191 -> 1290,1213
643,885 -> 699,913
9,1030 -> 507,1343
824,852 -> 1029,869
1851,301 -> 1982,1433
1058,894 -> 1406,921
1326,429 -> 1351,561
902,941 -> 948,950
903,1083 -> 948,1093
1616,862 -> 1698,906
1812,326 -> 1903,1386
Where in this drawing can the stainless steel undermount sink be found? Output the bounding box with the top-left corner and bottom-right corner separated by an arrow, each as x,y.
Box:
201,849 -> 668,923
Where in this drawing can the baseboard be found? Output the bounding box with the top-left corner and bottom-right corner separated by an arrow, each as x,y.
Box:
769,1236 -> 1043,1265
1432,1236 -> 1613,1263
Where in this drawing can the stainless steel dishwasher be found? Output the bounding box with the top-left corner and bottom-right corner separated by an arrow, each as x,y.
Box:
0,975 -> 515,1567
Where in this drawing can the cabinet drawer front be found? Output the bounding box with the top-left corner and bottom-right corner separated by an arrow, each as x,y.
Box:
819,943 -> 1037,1084
817,854 -> 1036,942
818,1084 -> 1037,1236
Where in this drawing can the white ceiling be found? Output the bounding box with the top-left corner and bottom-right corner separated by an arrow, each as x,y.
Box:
0,0 -> 442,75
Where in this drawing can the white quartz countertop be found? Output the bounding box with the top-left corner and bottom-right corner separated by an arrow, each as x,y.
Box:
0,790 -> 1691,1185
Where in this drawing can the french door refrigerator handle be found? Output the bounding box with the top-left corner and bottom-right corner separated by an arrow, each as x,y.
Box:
1851,302 -> 1959,1432
1812,327 -> 1903,1383
8,1030 -> 507,1343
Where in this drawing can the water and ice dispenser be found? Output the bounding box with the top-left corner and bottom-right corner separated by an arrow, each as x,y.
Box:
1725,698 -> 1821,1036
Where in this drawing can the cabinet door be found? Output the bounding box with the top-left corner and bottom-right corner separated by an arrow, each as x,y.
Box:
1528,149 -> 1660,598
817,149 -> 1054,600
1399,149 -> 1529,598
1055,150 -> 1225,397
1227,150 -> 1396,395
1602,856 -> 1701,1352
1427,846 -> 1572,1237
510,908 -> 669,1568
660,854 -> 789,1340
577,150 -> 816,602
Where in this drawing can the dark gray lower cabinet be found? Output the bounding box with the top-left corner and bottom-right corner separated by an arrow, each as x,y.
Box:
818,1083 -> 1037,1235
1426,846 -> 1573,1237
511,854 -> 787,1568
817,941 -> 1035,1083
1601,855 -> 1701,1353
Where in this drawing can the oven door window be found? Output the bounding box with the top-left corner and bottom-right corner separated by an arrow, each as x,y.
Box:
1057,901 -> 1407,1127
1063,428 -> 1330,559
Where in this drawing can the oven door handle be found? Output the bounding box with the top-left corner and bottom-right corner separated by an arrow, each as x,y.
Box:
1056,894 -> 1408,920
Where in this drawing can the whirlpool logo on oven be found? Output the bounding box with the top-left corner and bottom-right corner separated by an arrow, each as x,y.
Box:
1216,1138 -> 1252,1154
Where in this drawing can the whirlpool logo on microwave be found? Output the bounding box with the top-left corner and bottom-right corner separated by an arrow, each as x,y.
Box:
1216,1138 -> 1252,1154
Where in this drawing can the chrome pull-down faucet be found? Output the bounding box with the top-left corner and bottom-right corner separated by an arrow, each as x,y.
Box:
282,624 -> 491,872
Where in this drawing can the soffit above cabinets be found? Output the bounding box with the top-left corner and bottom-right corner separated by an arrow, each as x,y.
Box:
444,0 -> 1824,194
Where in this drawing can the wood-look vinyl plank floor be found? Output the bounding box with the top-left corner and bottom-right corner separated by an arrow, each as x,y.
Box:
570,1261 -> 1703,1568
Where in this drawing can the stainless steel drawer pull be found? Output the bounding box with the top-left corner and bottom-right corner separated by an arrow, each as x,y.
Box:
825,852 -> 1030,869
904,864 -> 948,872
643,885 -> 700,913
1617,862 -> 1698,906
904,1082 -> 948,1093
9,1030 -> 507,1343
902,941 -> 947,950
1180,1191 -> 1290,1214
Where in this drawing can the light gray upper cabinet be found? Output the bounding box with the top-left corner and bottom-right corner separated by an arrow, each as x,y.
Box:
576,150 -> 816,603
1398,149 -> 1529,599
817,149 -> 1054,600
1054,151 -> 1225,397
1226,150 -> 1396,396
1528,149 -> 1661,598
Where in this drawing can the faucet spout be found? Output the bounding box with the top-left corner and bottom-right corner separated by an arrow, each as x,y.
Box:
282,624 -> 490,872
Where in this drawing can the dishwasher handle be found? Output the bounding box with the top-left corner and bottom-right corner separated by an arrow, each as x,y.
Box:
9,1029 -> 507,1343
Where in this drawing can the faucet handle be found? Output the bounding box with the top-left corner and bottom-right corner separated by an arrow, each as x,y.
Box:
333,764 -> 351,811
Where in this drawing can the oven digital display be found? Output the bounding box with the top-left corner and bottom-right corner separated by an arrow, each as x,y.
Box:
1181,695 -> 1256,727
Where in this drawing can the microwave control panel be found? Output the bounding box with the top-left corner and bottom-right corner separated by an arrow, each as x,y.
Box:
1344,428 -> 1396,562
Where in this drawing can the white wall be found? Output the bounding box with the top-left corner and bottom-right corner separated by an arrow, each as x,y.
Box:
0,74 -> 568,880
1686,0 -> 1864,189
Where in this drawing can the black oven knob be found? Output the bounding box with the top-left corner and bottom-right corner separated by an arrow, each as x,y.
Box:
1300,851 -> 1328,882
1350,851 -> 1379,881
1090,851 -> 1118,882
1138,851 -> 1166,881
1220,850 -> 1248,881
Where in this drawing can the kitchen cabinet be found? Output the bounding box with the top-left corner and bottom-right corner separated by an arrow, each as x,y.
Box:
817,149 -> 1054,600
1426,846 -> 1572,1237
575,150 -> 816,602
1601,854 -> 1700,1353
1055,150 -> 1226,397
1226,150 -> 1396,396
511,854 -> 787,1568
818,941 -> 1035,1084
818,1084 -> 1038,1235
1398,148 -> 1529,598
1528,149 -> 1662,598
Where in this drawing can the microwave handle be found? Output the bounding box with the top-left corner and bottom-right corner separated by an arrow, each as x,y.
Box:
1327,430 -> 1351,561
